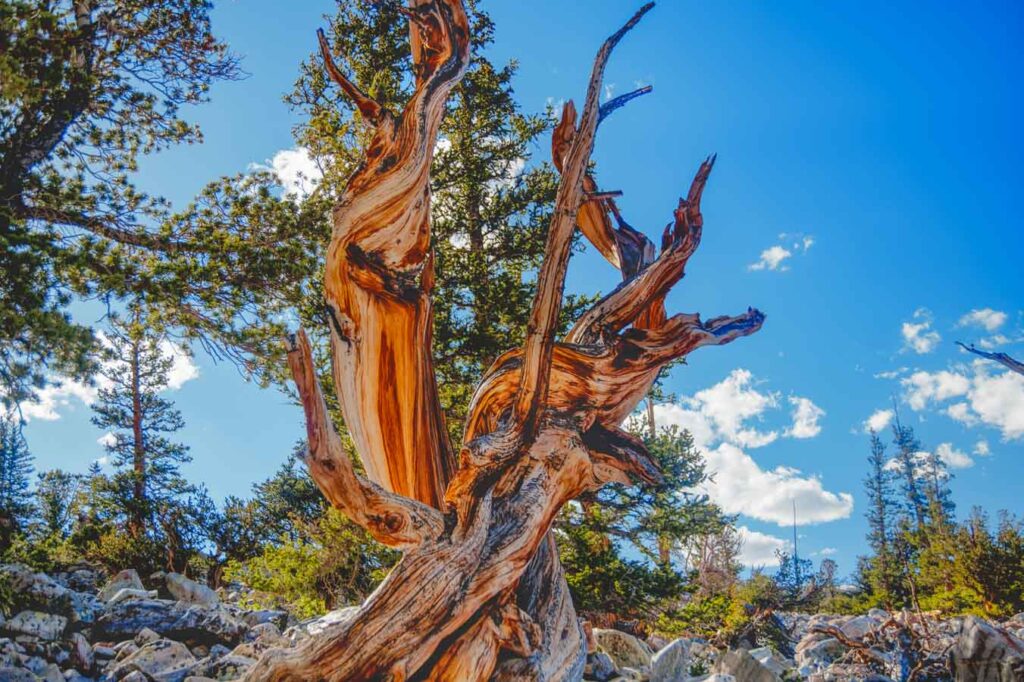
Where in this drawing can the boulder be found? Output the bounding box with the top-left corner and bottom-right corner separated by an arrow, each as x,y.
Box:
69,631 -> 93,673
649,637 -> 690,682
713,648 -> 777,682
201,653 -> 257,679
0,668 -> 37,681
4,611 -> 67,641
748,646 -> 792,677
166,573 -> 219,607
240,609 -> 288,630
839,614 -> 877,640
98,569 -> 145,603
584,650 -> 616,681
95,599 -> 248,646
108,638 -> 197,682
949,615 -> 1024,682
593,628 -> 653,671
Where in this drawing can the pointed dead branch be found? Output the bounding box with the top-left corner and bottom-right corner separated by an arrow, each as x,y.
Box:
317,28 -> 383,122
598,84 -> 653,124
514,2 -> 655,439
957,341 -> 1024,376
283,330 -> 443,548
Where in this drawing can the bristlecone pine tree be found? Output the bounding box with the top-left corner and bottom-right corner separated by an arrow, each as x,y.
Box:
247,2 -> 764,679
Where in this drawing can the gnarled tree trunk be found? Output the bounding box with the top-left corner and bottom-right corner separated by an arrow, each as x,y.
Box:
246,2 -> 763,680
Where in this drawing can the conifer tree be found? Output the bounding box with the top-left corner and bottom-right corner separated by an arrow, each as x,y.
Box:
891,415 -> 928,531
0,411 -> 33,546
90,309 -> 192,547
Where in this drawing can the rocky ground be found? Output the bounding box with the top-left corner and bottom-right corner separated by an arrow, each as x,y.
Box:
0,562 -> 1022,681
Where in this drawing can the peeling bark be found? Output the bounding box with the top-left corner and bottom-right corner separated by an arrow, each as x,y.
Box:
248,2 -> 763,679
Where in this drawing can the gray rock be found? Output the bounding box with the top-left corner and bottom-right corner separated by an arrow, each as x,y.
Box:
165,574 -> 218,608
4,612 -> 67,641
0,565 -> 100,625
594,629 -> 654,672
95,600 -> 247,646
134,627 -> 162,646
200,653 -> 256,680
108,639 -> 196,682
649,638 -> 690,682
0,668 -> 38,681
747,646 -> 792,677
97,570 -> 144,603
69,631 -> 93,673
714,649 -> 777,682
949,615 -> 1024,682
585,650 -> 617,681
240,610 -> 288,630
37,664 -> 62,682
106,589 -> 158,607
285,606 -> 359,641
689,675 -> 735,682
796,636 -> 845,671
839,615 -> 877,640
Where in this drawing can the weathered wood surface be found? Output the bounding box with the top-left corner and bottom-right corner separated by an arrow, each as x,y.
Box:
957,342 -> 1024,376
247,1 -> 764,679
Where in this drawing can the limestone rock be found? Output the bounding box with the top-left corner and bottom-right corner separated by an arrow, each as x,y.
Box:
949,615 -> 1024,682
5,611 -> 67,641
285,605 -> 359,641
594,629 -> 654,672
95,600 -> 247,646
98,570 -> 145,603
69,631 -> 93,673
584,650 -> 616,681
713,648 -> 777,682
166,574 -> 219,608
107,588 -> 159,607
0,668 -> 38,681
649,637 -> 690,682
109,638 -> 197,681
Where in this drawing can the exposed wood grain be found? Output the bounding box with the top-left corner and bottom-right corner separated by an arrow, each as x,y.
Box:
249,2 -> 765,679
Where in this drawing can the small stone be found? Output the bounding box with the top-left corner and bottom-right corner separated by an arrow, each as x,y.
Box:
97,569 -> 144,603
5,611 -> 68,641
585,650 -> 616,681
135,627 -> 162,646
839,615 -> 876,640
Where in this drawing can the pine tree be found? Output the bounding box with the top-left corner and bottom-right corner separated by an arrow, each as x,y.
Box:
0,411 -> 34,546
90,310 -> 192,545
34,469 -> 80,539
891,415 -> 928,531
862,429 -> 905,601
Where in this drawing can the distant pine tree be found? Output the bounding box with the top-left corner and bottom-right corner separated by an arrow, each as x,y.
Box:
891,415 -> 928,531
862,430 -> 907,603
0,411 -> 34,547
90,309 -> 192,544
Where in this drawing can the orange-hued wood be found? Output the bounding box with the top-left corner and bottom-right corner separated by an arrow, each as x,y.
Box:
247,2 -> 763,679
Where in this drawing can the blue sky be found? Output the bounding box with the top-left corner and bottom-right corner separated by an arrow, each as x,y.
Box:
19,1 -> 1024,573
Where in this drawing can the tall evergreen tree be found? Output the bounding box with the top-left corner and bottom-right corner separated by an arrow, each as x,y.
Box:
90,310 -> 192,543
865,431 -> 895,556
0,0 -> 240,406
891,414 -> 928,531
0,411 -> 33,546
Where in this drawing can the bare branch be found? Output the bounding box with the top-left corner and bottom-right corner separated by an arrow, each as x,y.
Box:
514,3 -> 655,439
284,329 -> 443,548
316,28 -> 383,122
957,342 -> 1024,376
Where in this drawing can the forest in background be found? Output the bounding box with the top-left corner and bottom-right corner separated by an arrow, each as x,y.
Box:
2,0 -> 1023,652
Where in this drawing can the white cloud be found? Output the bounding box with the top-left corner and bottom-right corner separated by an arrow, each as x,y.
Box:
13,339 -> 198,423
656,369 -> 780,449
958,308 -> 1008,332
864,409 -> 894,433
901,308 -> 941,355
874,367 -> 909,380
974,440 -> 991,456
977,334 -> 1011,350
903,370 -> 970,410
97,432 -> 117,448
903,362 -> 1024,440
701,443 -> 854,526
748,245 -> 793,272
737,526 -> 787,567
254,147 -> 322,200
817,547 -> 837,556
935,442 -> 974,469
652,370 -> 850,527
785,396 -> 824,439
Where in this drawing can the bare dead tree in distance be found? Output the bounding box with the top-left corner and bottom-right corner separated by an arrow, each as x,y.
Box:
245,2 -> 764,679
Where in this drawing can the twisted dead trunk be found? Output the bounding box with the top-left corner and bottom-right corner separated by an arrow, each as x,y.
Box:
247,2 -> 763,679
